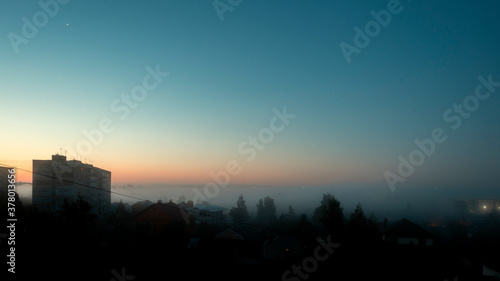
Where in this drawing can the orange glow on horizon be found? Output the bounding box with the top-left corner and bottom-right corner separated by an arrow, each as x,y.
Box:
2,152 -> 385,187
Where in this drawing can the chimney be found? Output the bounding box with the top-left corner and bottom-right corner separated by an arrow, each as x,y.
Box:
187,200 -> 194,208
157,200 -> 162,204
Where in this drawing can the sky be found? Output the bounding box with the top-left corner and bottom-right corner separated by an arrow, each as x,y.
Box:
1,0 -> 500,193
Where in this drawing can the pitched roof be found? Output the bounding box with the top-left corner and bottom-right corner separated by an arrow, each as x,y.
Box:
132,202 -> 193,222
131,200 -> 153,208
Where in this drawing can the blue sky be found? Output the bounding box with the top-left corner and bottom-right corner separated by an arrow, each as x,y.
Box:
1,0 -> 500,190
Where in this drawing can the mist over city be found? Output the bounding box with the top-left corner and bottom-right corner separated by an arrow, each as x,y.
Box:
2,0 -> 500,280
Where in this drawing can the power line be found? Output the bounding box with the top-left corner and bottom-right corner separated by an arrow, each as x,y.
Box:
0,162 -> 272,231
0,162 -> 148,202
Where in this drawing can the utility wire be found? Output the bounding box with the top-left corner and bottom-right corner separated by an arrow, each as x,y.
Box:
0,162 -> 149,202
0,163 -> 275,231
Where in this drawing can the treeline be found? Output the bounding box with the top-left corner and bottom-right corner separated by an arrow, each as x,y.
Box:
227,193 -> 382,244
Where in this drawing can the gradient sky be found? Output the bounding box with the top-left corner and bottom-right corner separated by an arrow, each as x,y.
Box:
1,0 -> 500,190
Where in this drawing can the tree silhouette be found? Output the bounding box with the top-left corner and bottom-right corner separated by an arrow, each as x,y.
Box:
116,199 -> 126,215
288,205 -> 295,216
256,199 -> 263,221
229,194 -> 249,222
295,214 -> 315,240
345,203 -> 380,244
59,194 -> 97,226
314,193 -> 344,239
349,203 -> 367,226
256,196 -> 276,223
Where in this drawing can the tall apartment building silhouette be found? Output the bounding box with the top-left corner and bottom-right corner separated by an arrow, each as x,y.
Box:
32,154 -> 111,218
